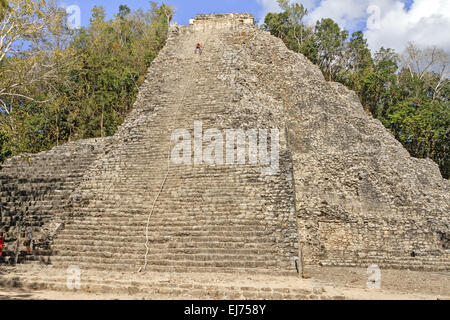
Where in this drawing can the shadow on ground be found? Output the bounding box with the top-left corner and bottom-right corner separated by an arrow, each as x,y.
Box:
0,289 -> 38,300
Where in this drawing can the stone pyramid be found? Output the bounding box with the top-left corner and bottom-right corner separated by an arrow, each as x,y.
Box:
0,13 -> 448,273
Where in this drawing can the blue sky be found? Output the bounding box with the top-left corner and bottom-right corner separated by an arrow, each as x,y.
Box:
58,0 -> 450,54
59,0 -> 264,26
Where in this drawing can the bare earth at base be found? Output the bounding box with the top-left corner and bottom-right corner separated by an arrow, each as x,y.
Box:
0,265 -> 448,300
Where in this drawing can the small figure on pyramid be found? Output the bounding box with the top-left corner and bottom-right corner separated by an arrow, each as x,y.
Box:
195,43 -> 203,55
0,232 -> 4,258
25,224 -> 33,255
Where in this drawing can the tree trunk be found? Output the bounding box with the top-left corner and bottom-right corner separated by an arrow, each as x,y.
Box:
100,105 -> 104,138
300,26 -> 303,47
56,114 -> 59,146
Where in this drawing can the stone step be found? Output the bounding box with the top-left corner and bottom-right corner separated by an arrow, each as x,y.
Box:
43,256 -> 296,274
47,245 -> 277,255
52,234 -> 279,244
62,224 -> 270,232
319,260 -> 450,271
321,259 -> 450,267
51,240 -> 279,250
56,229 -> 272,238
59,222 -> 275,232
321,256 -> 450,264
357,257 -> 450,263
0,271 -> 323,299
44,252 -> 282,264
65,217 -> 277,225
38,257 -> 288,270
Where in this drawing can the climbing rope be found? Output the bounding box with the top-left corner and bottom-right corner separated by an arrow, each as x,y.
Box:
139,34 -> 210,273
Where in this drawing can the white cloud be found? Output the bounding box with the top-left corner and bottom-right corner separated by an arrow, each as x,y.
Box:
365,0 -> 450,54
255,0 -> 282,20
256,0 -> 450,54
305,0 -> 369,29
256,0 -> 318,21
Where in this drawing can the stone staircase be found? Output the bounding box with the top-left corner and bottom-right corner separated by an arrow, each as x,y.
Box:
44,215 -> 291,273
319,255 -> 450,272
0,265 -> 345,300
11,23 -> 298,274
0,138 -> 108,265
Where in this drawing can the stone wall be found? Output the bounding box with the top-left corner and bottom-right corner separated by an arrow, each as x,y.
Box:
220,25 -> 450,270
193,13 -> 254,26
0,138 -> 110,248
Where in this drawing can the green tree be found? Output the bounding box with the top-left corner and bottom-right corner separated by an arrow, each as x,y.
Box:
65,2 -> 174,139
0,2 -> 174,163
278,0 -> 308,50
313,18 -> 348,81
0,0 -> 9,21
357,47 -> 399,115
263,11 -> 290,41
263,1 -> 312,54
377,66 -> 449,178
0,0 -> 76,153
348,32 -> 372,70
118,4 -> 131,19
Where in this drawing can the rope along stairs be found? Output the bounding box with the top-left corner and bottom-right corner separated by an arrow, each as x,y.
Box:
139,32 -> 212,272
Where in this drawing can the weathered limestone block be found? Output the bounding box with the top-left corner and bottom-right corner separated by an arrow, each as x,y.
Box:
0,138 -> 110,243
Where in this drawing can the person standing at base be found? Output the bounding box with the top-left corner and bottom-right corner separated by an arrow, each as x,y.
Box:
25,225 -> 32,255
0,232 -> 4,257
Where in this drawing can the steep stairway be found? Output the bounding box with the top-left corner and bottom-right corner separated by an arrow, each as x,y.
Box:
24,25 -> 298,274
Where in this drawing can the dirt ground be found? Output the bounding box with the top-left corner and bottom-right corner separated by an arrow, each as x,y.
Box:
306,266 -> 450,298
0,288 -> 166,300
0,266 -> 449,300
